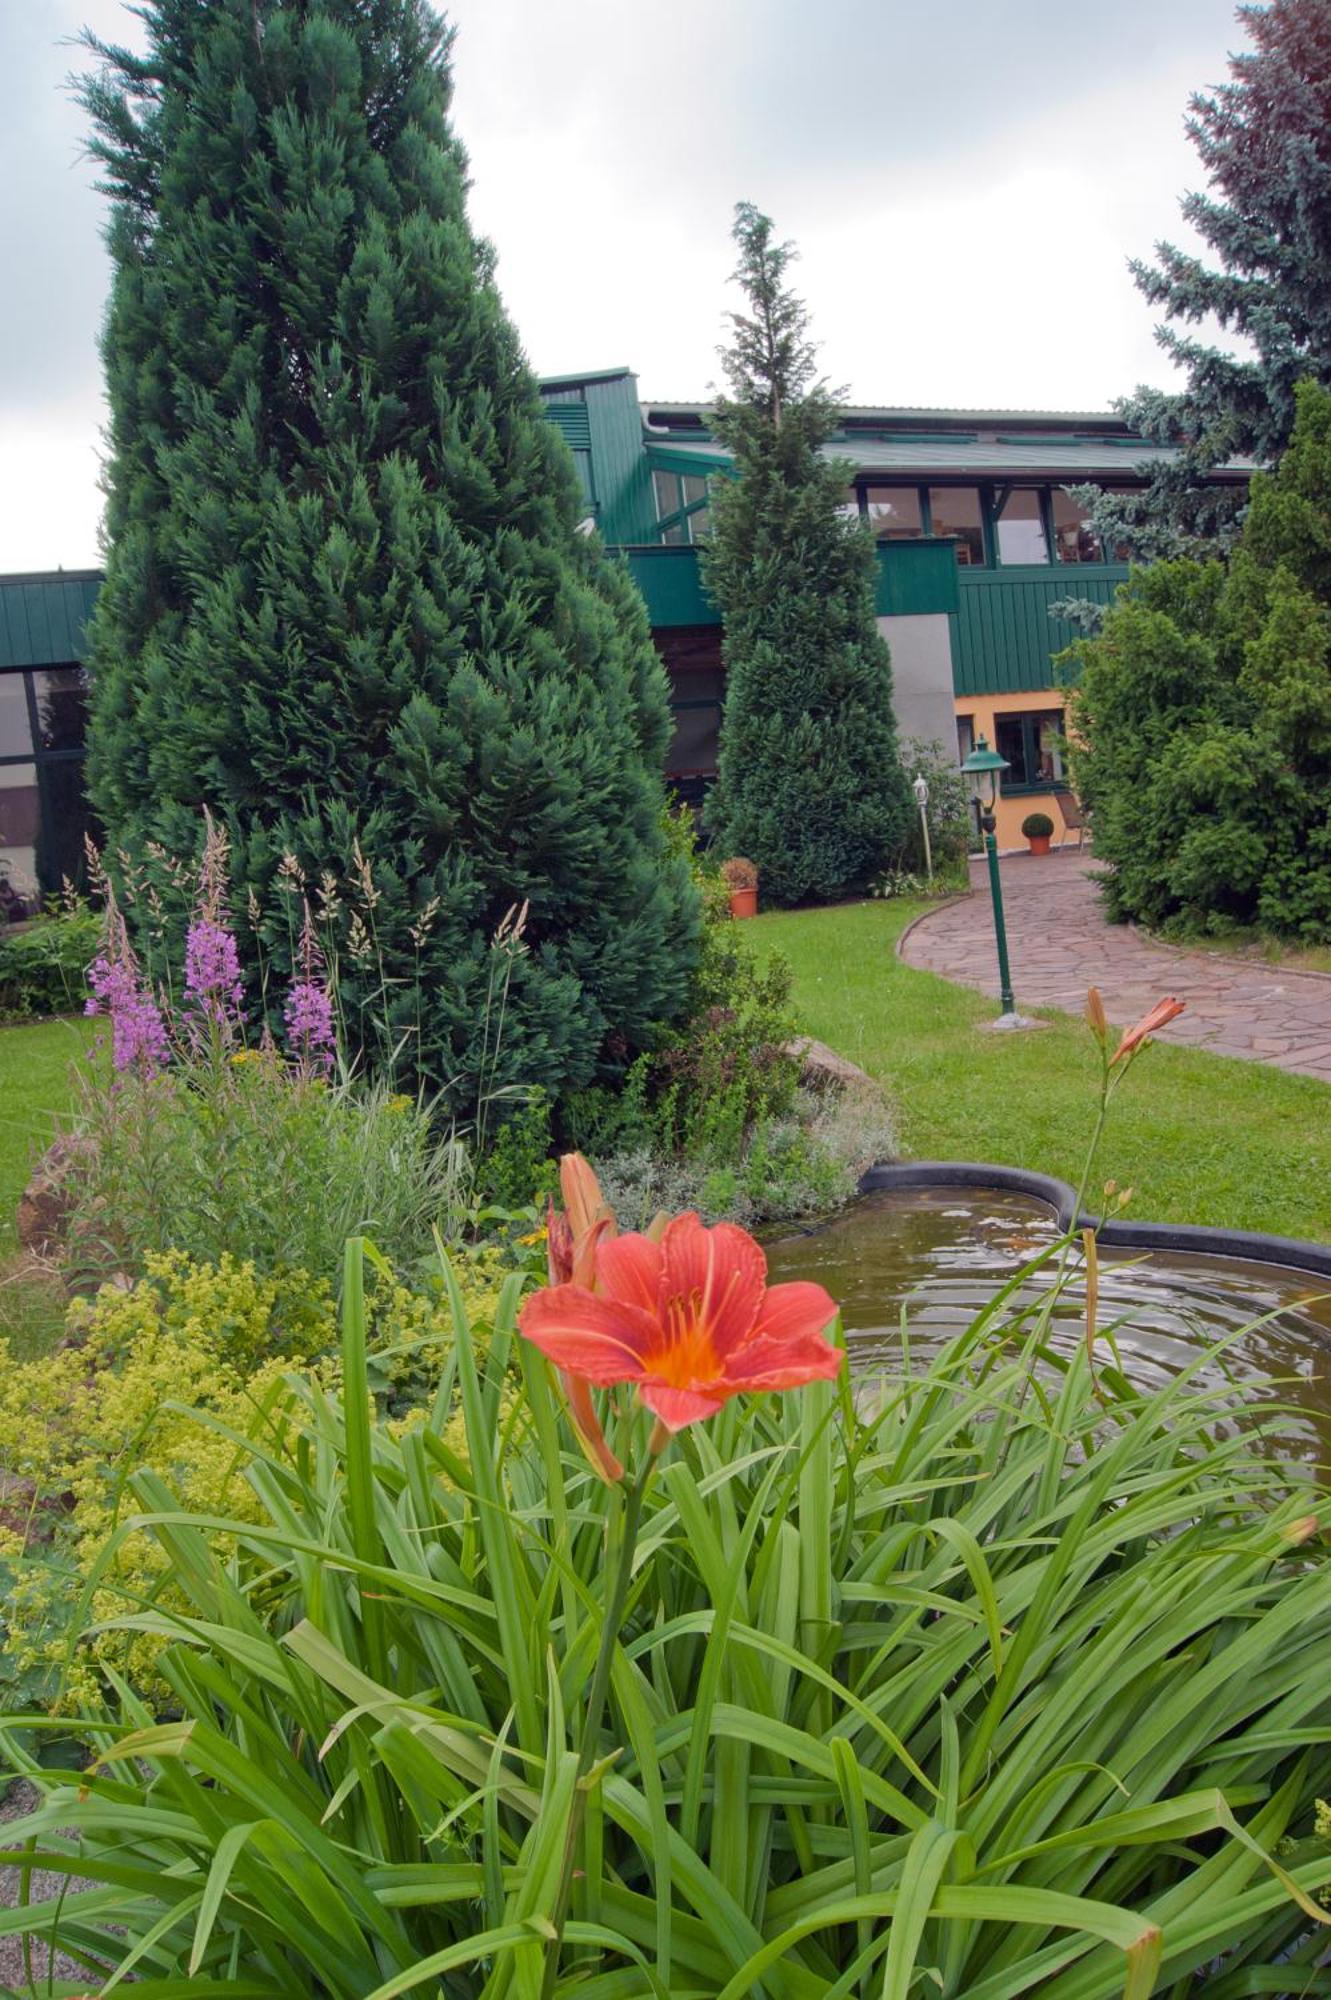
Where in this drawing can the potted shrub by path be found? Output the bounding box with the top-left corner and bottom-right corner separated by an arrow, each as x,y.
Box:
720,857 -> 759,918
1022,811 -> 1054,857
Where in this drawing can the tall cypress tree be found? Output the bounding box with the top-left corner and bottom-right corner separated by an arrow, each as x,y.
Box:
703,204 -> 910,906
81,0 -> 698,1108
1090,0 -> 1331,554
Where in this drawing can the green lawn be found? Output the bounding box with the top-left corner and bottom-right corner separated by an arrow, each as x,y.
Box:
754,898 -> 1331,1243
0,1017 -> 94,1257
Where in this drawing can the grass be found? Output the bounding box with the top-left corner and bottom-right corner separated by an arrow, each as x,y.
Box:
0,1015 -> 93,1259
1157,924 -> 1331,977
753,897 -> 1331,1242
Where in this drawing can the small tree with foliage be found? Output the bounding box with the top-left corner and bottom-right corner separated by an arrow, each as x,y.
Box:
1066,379 -> 1331,936
80,0 -> 698,1111
1086,0 -> 1331,555
702,203 -> 910,905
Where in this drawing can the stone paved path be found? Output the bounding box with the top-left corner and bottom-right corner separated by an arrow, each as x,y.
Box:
899,849 -> 1331,1082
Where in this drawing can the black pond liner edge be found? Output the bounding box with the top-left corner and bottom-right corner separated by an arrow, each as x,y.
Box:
857,1162 -> 1331,1284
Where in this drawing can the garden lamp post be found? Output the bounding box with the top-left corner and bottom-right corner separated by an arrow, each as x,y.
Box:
959,735 -> 1016,1016
912,773 -> 932,880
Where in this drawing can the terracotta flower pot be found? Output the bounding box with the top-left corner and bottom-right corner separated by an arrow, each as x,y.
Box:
728,886 -> 758,919
1027,834 -> 1052,856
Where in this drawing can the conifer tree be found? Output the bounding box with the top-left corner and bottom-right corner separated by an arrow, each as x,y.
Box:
703,204 -> 910,905
1091,0 -> 1331,553
1067,379 -> 1331,937
80,0 -> 698,1109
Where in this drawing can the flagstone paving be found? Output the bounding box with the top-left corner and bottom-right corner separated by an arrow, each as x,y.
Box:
898,850 -> 1331,1083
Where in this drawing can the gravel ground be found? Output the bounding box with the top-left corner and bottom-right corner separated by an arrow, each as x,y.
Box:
0,1778 -> 97,1991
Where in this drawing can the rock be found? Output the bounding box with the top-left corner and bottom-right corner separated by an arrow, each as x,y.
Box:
16,1134 -> 92,1257
786,1036 -> 874,1094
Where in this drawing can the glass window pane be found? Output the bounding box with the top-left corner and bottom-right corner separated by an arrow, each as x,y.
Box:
994,714 -> 1032,788
928,488 -> 985,565
653,469 -> 680,522
1051,489 -> 1103,564
32,666 -> 90,753
668,702 -> 722,776
660,520 -> 687,545
0,674 -> 33,759
681,475 -> 708,507
865,486 -> 923,541
996,489 -> 1049,565
1032,711 -> 1065,784
686,505 -> 711,542
0,762 -> 41,907
35,755 -> 96,896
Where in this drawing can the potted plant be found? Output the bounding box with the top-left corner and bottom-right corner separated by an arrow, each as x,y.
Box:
719,856 -> 759,919
1022,810 -> 1055,857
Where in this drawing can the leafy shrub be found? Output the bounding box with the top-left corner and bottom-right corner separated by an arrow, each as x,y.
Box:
66,1051 -> 470,1284
894,734 -> 974,884
595,1083 -> 896,1230
6,1251 -> 1331,1992
0,1246 -> 506,1708
1022,810 -> 1055,838
1066,380 -> 1331,938
0,900 -> 101,1020
566,918 -> 800,1164
474,1087 -> 560,1213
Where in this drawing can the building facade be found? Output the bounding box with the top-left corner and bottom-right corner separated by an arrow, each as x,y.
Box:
540,367 -> 1249,849
0,372 -> 1248,908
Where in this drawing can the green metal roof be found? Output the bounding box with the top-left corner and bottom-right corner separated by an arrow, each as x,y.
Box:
643,435 -> 1253,482
0,571 -> 100,670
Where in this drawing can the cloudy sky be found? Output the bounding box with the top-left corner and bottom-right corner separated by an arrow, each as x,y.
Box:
3,0 -> 1247,572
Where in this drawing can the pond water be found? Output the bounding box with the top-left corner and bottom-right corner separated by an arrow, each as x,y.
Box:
766,1188 -> 1331,1460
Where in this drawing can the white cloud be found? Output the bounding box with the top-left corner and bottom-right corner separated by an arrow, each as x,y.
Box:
0,0 -> 1245,571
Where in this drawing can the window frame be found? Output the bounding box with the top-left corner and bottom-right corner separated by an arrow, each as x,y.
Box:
993,707 -> 1069,797
850,480 -> 1110,570
0,664 -> 91,901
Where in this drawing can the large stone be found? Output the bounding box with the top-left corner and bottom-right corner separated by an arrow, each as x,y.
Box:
786,1036 -> 874,1094
16,1134 -> 92,1257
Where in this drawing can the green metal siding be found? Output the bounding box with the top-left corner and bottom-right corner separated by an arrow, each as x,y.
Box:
876,540 -> 959,617
0,572 -> 100,669
584,374 -> 657,543
627,548 -> 718,627
950,564 -> 1128,696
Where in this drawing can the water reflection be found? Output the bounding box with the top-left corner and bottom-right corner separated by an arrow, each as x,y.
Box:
766,1189 -> 1331,1459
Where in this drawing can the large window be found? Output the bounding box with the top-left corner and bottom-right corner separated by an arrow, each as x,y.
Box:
0,665 -> 94,913
995,488 -> 1049,565
928,487 -> 985,565
864,486 -> 924,540
1052,488 -> 1103,564
653,468 -> 712,545
655,627 -> 725,793
994,708 -> 1066,793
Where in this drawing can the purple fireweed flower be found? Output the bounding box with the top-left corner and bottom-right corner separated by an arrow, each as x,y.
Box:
184,916 -> 245,1032
85,925 -> 169,1077
283,896 -> 337,1073
284,978 -> 336,1074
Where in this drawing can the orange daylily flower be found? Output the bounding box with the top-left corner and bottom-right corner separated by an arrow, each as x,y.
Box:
519,1210 -> 842,1433
1110,995 -> 1185,1066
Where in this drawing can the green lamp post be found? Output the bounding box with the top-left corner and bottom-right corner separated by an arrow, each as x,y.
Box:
959,734 -> 1016,1017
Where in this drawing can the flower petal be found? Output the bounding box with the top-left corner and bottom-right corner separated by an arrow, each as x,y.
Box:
749,1280 -> 839,1346
721,1330 -> 844,1393
637,1380 -> 729,1431
518,1285 -> 658,1383
1110,996 -> 1184,1065
595,1230 -> 664,1314
560,1153 -> 616,1242
661,1215 -> 767,1358
561,1370 -> 624,1484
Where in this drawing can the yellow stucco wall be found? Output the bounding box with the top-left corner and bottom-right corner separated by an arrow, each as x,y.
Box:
954,688 -> 1074,852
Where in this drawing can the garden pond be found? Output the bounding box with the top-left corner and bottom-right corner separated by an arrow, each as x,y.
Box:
767,1186 -> 1331,1461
